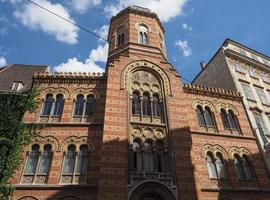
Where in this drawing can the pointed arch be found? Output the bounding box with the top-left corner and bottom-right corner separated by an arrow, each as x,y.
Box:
201,144 -> 229,159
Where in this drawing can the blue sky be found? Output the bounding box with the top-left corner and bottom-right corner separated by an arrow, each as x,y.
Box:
0,0 -> 270,82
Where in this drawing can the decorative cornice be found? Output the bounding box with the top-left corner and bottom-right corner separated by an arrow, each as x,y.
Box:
183,84 -> 242,100
111,6 -> 165,32
34,71 -> 105,79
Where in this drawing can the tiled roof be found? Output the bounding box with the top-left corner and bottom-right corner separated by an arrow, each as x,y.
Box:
0,64 -> 48,93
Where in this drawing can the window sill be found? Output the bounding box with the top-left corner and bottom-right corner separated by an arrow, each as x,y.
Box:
15,184 -> 96,189
236,70 -> 246,75
262,103 -> 270,107
246,98 -> 257,103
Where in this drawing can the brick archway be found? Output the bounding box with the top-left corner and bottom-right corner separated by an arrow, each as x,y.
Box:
129,181 -> 176,200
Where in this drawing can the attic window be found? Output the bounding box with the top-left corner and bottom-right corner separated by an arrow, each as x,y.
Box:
12,82 -> 23,91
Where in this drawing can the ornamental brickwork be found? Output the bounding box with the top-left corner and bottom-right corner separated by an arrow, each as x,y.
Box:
8,5 -> 270,200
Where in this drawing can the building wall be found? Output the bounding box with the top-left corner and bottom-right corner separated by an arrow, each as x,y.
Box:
9,8 -> 270,200
11,75 -> 106,200
194,39 -> 270,175
180,87 -> 270,199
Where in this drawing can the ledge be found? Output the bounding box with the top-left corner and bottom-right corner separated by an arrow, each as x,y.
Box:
183,84 -> 242,100
14,184 -> 97,189
201,187 -> 270,192
24,122 -> 103,127
190,130 -> 256,140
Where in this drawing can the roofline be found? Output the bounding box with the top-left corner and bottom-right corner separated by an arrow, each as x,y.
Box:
192,39 -> 226,83
110,5 -> 165,33
8,63 -> 50,68
224,38 -> 270,60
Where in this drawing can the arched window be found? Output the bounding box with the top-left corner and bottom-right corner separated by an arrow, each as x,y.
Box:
117,26 -> 125,47
61,144 -> 89,184
228,110 -> 239,130
74,95 -> 84,116
75,145 -> 89,175
37,144 -> 52,174
24,144 -> 40,175
234,154 -> 245,180
242,155 -> 254,180
42,94 -> 53,116
205,107 -> 215,127
196,105 -> 205,127
144,141 -> 154,172
63,144 -> 76,174
206,152 -> 217,179
142,93 -> 151,116
220,109 -> 230,129
156,141 -> 166,172
221,109 -> 240,131
215,153 -> 227,179
132,92 -> 141,115
22,144 -> 53,184
85,95 -> 95,116
153,94 -> 161,117
132,140 -> 142,171
138,25 -> 148,45
53,94 -> 64,116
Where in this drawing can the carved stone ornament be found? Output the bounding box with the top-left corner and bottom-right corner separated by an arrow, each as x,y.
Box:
229,146 -> 253,160
121,60 -> 171,96
216,102 -> 239,116
192,99 -> 216,112
25,135 -> 60,152
131,126 -> 166,141
201,144 -> 229,159
71,88 -> 100,100
40,87 -> 70,99
61,136 -> 94,152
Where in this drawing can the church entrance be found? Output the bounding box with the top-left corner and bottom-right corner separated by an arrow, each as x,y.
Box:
129,181 -> 176,200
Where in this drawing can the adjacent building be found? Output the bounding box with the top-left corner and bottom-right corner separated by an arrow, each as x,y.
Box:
193,39 -> 270,174
6,6 -> 270,200
0,64 -> 48,93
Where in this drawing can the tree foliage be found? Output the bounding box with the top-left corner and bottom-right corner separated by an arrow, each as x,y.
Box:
0,87 -> 41,199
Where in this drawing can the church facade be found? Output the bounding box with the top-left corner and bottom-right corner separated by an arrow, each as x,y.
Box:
9,6 -> 270,200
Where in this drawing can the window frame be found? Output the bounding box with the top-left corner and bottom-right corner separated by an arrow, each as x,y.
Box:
22,144 -> 53,184
61,144 -> 89,184
255,88 -> 270,105
241,83 -> 255,101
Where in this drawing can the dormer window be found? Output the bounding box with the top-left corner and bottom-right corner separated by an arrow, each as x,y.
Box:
116,25 -> 125,47
138,25 -> 148,45
12,82 -> 24,91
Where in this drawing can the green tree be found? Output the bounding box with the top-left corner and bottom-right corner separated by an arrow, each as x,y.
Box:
0,87 -> 41,199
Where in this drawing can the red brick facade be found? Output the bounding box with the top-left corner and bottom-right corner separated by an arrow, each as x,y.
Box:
10,6 -> 270,200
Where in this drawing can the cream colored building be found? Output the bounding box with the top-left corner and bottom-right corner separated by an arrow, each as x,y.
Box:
193,39 -> 270,174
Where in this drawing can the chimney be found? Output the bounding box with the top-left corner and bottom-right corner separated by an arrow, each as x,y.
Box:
200,61 -> 206,70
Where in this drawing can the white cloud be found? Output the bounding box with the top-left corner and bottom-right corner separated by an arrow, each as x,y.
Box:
54,23 -> 109,73
0,56 -> 7,67
54,43 -> 108,72
104,0 -> 188,22
182,23 -> 192,31
70,0 -> 101,13
96,25 -> 109,41
14,0 -> 79,44
89,43 -> 108,63
175,40 -> 192,57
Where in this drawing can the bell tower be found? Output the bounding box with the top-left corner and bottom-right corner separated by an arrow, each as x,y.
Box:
107,5 -> 167,61
98,5 -> 180,200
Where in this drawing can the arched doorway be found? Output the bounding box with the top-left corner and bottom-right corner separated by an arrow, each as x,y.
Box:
129,181 -> 176,200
